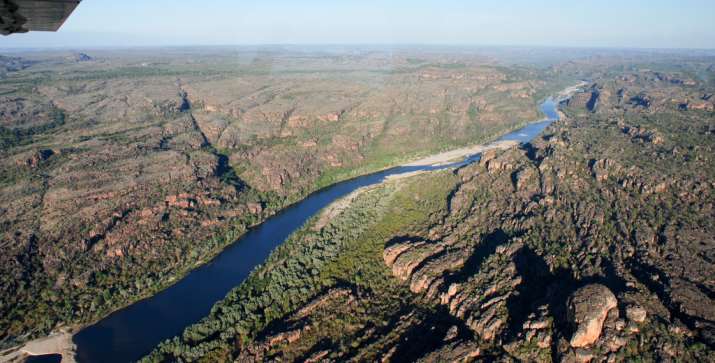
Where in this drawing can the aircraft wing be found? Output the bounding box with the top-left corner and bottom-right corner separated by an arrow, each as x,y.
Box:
1,0 -> 81,35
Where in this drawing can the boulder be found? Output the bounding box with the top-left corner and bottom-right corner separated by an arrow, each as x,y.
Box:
567,284 -> 618,348
626,305 -> 647,323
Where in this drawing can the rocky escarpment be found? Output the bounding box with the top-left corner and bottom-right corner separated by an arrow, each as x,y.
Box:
374,75 -> 714,361
142,65 -> 714,363
1,50 -> 552,350
567,84 -> 600,112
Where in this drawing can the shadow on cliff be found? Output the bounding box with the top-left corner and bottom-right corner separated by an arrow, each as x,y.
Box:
295,291 -> 474,363
627,257 -> 715,349
387,305 -> 474,363
503,246 -> 633,359
436,229 -> 509,296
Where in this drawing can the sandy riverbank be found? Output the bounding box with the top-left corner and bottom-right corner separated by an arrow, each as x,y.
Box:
314,139 -> 521,225
557,81 -> 589,101
0,331 -> 75,363
312,185 -> 379,231
316,83 -> 588,224
400,139 -> 519,168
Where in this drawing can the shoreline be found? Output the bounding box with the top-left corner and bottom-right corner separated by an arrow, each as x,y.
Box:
317,139 -> 520,223
50,83 -> 583,362
318,83 -> 586,248
32,119 -> 532,361
1,129 -> 526,363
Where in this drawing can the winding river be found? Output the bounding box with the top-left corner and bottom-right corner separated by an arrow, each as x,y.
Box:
73,98 -> 561,362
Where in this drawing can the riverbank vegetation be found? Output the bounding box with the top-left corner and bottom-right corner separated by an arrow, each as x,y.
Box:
0,48 -> 560,349
145,171 -> 460,362
146,62 -> 714,361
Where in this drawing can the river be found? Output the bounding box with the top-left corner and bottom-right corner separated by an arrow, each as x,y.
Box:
73,97 -> 561,362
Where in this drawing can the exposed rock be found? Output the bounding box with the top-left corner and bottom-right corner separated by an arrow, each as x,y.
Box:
567,284 -> 618,348
625,305 -> 647,323
572,349 -> 594,363
621,124 -> 664,144
568,87 -> 600,112
589,158 -> 621,181
383,241 -> 420,267
165,193 -> 196,209
5,50 -> 715,363
16,149 -> 55,168
418,341 -> 481,363
246,202 -> 263,215
479,149 -> 498,165
305,350 -> 329,363
443,325 -> 459,342
606,335 -> 627,352
390,243 -> 443,281
629,94 -> 651,108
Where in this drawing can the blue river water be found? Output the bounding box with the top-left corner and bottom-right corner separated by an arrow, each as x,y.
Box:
73,98 -> 559,362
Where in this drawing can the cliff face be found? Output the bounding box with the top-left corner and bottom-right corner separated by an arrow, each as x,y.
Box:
148,65 -> 714,362
369,74 -> 714,361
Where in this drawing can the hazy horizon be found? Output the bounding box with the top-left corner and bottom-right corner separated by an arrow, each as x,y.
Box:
1,0 -> 714,50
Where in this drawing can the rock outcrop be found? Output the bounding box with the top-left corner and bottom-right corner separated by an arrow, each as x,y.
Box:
142,64 -> 714,363
567,284 -> 618,348
568,86 -> 600,112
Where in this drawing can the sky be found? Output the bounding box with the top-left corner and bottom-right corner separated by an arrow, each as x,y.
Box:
2,0 -> 714,49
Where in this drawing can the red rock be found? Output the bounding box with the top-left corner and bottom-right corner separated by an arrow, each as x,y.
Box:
568,284 -> 618,348
247,202 -> 263,214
